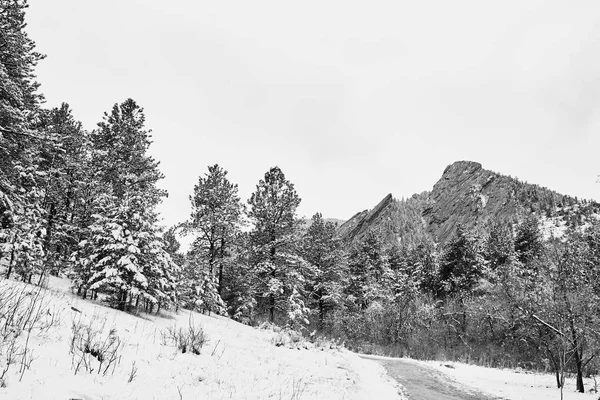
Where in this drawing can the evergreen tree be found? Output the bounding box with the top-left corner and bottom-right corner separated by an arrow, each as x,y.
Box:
403,237 -> 440,293
162,225 -> 185,266
247,166 -> 307,324
72,99 -> 172,311
221,232 -> 257,322
33,103 -> 90,279
439,225 -> 485,296
484,220 -> 515,272
345,230 -> 390,311
0,0 -> 46,279
91,98 -> 165,204
301,213 -> 347,329
515,214 -> 544,265
187,164 -> 242,295
183,240 -> 227,315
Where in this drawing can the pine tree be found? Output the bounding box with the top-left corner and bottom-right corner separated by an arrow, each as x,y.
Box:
221,232 -> 257,322
72,99 -> 171,311
439,225 -> 485,296
402,237 -> 440,293
162,225 -> 185,266
301,213 -> 346,329
187,164 -> 242,295
184,241 -> 227,315
91,98 -> 165,205
247,166 -> 306,324
0,0 -> 46,279
33,103 -> 90,279
484,220 -> 516,273
515,214 -> 544,265
345,230 -> 390,311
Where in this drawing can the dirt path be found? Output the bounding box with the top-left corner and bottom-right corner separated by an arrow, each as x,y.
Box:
361,355 -> 503,400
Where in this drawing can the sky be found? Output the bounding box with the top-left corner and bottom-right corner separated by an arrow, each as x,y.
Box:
26,0 -> 600,233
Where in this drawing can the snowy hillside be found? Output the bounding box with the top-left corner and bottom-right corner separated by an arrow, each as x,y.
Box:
0,276 -> 400,400
539,205 -> 600,240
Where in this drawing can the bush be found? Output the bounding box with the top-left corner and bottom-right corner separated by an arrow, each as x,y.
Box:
161,320 -> 207,355
0,281 -> 61,387
70,316 -> 122,375
270,328 -> 309,350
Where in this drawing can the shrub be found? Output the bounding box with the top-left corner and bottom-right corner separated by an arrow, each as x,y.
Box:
0,281 -> 61,387
270,328 -> 309,349
161,320 -> 207,355
70,316 -> 122,375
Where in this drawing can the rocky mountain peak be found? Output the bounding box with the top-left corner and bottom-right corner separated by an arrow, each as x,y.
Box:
442,160 -> 483,176
339,160 -> 591,247
423,161 -> 516,243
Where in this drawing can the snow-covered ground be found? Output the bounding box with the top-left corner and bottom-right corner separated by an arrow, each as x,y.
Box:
367,355 -> 599,400
0,276 -> 400,400
539,215 -> 569,240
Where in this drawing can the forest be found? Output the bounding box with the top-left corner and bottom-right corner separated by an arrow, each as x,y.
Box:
2,0 -> 600,395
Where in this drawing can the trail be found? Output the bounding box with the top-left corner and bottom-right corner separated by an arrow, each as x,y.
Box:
361,355 -> 502,400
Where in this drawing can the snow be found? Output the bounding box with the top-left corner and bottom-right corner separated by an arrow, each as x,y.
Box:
424,360 -> 600,400
539,215 -> 568,240
369,356 -> 599,400
0,275 -> 400,400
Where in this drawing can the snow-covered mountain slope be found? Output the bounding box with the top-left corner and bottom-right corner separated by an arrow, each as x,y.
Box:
0,276 -> 400,400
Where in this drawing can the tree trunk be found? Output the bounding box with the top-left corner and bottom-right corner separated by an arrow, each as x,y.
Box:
318,292 -> 325,330
269,239 -> 276,323
568,318 -> 584,392
120,290 -> 127,311
209,240 -> 215,275
6,245 -> 15,279
574,346 -> 585,393
269,295 -> 275,323
41,203 -> 56,280
218,237 -> 225,296
548,350 -> 562,388
37,270 -> 45,286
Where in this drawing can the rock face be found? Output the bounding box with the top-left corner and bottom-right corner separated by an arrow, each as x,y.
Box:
338,192 -> 430,245
339,160 -> 580,246
422,160 -> 520,243
338,194 -> 395,242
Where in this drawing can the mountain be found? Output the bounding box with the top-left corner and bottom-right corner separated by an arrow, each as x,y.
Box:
339,160 -> 599,246
338,192 -> 430,245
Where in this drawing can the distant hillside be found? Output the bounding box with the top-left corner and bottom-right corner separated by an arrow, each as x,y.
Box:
339,161 -> 600,246
301,217 -> 345,230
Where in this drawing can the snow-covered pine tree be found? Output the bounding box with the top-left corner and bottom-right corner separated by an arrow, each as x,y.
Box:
72,99 -> 171,311
438,225 -> 485,296
184,241 -> 226,315
187,164 -> 242,296
91,99 -> 166,205
248,166 -> 309,325
4,165 -> 45,282
34,103 -> 90,279
78,193 -> 178,311
221,232 -> 257,322
0,0 -> 46,279
301,213 -> 347,329
345,230 -> 391,311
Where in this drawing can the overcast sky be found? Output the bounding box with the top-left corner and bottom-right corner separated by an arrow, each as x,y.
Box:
27,0 -> 600,231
